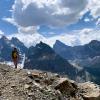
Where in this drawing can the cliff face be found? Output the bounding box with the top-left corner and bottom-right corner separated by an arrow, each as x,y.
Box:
0,64 -> 100,100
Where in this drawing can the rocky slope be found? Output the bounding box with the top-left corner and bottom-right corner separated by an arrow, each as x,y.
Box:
0,64 -> 100,100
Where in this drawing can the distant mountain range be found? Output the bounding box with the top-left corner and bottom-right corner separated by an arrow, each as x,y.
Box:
53,40 -> 100,60
2,35 -> 100,83
53,40 -> 100,84
24,41 -> 90,82
0,36 -> 91,82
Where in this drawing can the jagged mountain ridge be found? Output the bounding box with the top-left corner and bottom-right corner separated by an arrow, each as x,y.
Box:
53,40 -> 100,60
0,36 -> 92,82
24,41 -> 91,82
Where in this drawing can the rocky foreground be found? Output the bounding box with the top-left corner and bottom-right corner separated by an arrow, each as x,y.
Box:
0,64 -> 100,100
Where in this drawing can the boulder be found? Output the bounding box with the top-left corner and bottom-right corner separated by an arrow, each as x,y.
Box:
54,78 -> 77,97
79,82 -> 100,100
27,71 -> 47,79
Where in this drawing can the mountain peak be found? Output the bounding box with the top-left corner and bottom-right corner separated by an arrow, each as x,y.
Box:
11,37 -> 21,43
87,40 -> 100,48
1,35 -> 9,41
36,41 -> 51,49
54,40 -> 70,47
55,40 -> 64,45
89,40 -> 100,45
11,37 -> 19,40
55,40 -> 61,43
11,37 -> 26,47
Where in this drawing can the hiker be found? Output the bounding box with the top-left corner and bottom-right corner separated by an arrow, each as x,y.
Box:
11,47 -> 19,68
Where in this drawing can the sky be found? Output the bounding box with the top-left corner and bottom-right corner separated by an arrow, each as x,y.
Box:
0,0 -> 100,47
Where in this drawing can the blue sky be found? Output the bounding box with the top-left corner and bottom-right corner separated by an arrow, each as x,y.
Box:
0,0 -> 17,35
0,0 -> 100,47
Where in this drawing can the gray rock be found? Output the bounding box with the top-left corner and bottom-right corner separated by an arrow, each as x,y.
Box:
0,64 -> 99,100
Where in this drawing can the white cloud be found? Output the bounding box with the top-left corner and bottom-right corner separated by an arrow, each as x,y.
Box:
88,0 -> 100,18
8,33 -> 46,47
2,18 -> 17,26
5,0 -> 88,28
8,27 -> 100,48
18,26 -> 39,34
46,28 -> 100,47
75,28 -> 100,45
0,30 -> 4,35
8,26 -> 77,47
3,0 -> 100,48
3,0 -> 100,28
8,26 -> 46,47
46,33 -> 80,47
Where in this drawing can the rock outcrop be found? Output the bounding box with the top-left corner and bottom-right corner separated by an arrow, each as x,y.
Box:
0,64 -> 99,100
79,82 -> 100,100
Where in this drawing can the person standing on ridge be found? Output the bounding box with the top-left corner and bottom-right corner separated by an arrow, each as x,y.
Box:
11,47 -> 19,68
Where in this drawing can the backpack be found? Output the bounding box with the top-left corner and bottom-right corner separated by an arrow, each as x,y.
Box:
13,52 -> 17,58
12,51 -> 18,58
